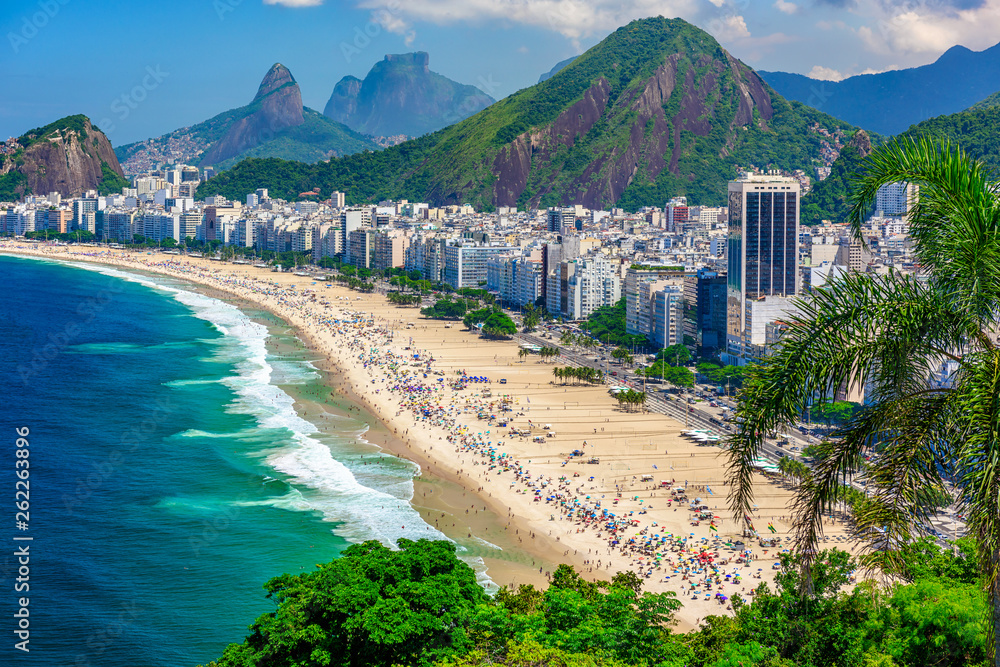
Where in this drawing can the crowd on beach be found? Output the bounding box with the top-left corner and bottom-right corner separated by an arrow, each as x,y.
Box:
3,243 -> 827,614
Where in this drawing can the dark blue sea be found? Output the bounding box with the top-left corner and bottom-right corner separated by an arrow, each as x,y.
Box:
0,254 -> 451,666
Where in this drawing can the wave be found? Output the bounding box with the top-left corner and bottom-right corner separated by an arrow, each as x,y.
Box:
53,259 -> 493,572
66,340 -> 195,354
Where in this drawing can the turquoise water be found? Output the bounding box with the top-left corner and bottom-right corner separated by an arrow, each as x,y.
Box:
0,255 -> 447,666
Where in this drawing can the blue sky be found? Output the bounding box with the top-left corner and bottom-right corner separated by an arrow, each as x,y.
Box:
2,0 -> 998,145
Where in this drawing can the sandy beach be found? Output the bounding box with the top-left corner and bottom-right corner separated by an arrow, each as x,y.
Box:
2,241 -> 858,629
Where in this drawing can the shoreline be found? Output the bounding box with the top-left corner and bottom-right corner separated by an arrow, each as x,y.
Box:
4,246 -> 557,590
2,243 -> 856,629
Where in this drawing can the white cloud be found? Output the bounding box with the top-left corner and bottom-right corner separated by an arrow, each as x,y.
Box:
354,0 -> 700,43
806,63 -> 900,81
773,0 -> 799,15
807,65 -> 844,81
371,7 -> 417,45
264,0 -> 324,7
707,14 -> 750,41
855,1 -> 1000,57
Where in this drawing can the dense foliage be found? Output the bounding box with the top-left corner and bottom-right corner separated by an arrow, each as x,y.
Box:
18,113 -> 91,148
801,103 -> 1000,226
422,298 -> 471,319
98,160 -> 129,195
552,366 -> 603,384
463,306 -> 517,338
583,298 -> 648,348
203,537 -> 987,667
696,363 -> 745,394
799,140 -> 870,226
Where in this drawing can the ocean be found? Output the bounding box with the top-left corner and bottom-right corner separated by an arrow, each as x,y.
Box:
0,255 -> 451,666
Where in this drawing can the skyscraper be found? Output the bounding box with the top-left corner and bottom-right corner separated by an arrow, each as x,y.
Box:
547,207 -> 575,234
875,181 -> 918,217
726,173 -> 800,362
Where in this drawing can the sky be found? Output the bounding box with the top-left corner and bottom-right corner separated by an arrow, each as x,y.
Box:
2,0 -> 999,145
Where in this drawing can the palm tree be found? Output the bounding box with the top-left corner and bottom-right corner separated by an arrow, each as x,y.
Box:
726,137 -> 1000,664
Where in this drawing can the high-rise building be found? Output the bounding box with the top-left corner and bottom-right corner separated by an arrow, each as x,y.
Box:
547,207 -> 575,234
875,181 -> 918,217
330,191 -> 346,208
339,208 -> 371,258
48,209 -> 72,234
650,286 -> 684,349
443,243 -> 517,290
726,172 -> 800,363
683,268 -> 727,356
624,265 -> 685,336
72,198 -> 98,231
665,197 -> 688,233
565,255 -> 621,320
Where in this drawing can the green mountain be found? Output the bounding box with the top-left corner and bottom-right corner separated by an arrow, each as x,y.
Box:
323,52 -> 494,138
198,17 -> 855,210
115,64 -> 377,174
799,130 -> 873,225
0,115 -> 127,200
538,56 -> 578,83
903,104 -> 1000,168
800,98 -> 1000,225
970,90 -> 1000,110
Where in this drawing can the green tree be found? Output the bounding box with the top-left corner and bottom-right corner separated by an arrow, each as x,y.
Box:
210,539 -> 486,667
657,344 -> 692,367
726,137 -> 1000,665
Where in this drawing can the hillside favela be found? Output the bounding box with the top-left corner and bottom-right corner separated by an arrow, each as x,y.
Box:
3,3 -> 997,667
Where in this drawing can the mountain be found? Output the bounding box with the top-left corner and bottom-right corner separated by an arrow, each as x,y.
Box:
115,64 -> 378,174
799,129 -> 874,225
759,42 -> 1000,135
970,90 -> 1000,110
323,52 -> 494,137
799,95 -> 1000,225
538,56 -> 578,83
199,17 -> 856,210
0,115 -> 128,200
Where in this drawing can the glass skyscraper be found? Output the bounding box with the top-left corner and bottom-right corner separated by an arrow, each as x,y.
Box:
726,173 -> 800,361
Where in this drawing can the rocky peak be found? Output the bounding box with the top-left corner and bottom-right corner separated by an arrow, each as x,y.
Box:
199,64 -> 304,167
383,52 -> 430,72
0,115 -> 126,198
323,51 -> 493,137
849,128 -> 872,158
254,63 -> 296,102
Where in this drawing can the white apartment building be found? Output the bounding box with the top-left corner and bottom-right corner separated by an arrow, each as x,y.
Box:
565,254 -> 621,320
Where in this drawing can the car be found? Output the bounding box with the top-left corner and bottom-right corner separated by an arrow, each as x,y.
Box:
611,371 -> 618,376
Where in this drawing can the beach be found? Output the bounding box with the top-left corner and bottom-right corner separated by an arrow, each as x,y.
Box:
2,241 -> 857,629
